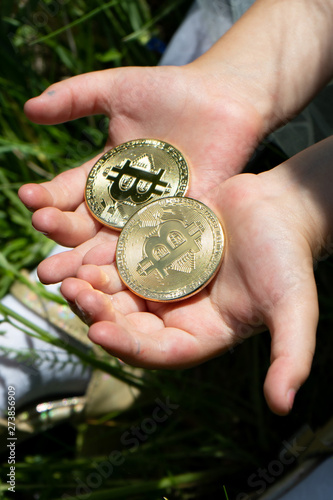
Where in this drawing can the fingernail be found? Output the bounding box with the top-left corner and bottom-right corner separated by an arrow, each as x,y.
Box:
74,300 -> 92,326
38,89 -> 55,98
287,388 -> 297,411
31,221 -> 49,236
66,300 -> 78,316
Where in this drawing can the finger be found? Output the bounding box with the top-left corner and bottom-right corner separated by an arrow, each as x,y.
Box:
37,228 -> 118,283
31,205 -> 101,247
87,317 -> 203,369
264,275 -> 318,416
37,249 -> 84,285
18,154 -> 101,212
82,242 -> 117,266
24,70 -> 115,125
74,286 -> 146,324
85,293 -> 227,369
76,264 -> 126,295
60,277 -> 95,324
61,277 -> 93,304
60,278 -> 135,325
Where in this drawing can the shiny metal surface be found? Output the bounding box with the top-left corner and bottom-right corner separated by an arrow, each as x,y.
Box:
116,196 -> 224,302
85,139 -> 189,230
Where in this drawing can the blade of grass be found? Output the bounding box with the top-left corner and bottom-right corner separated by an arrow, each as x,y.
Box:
52,468 -> 225,499
0,303 -> 145,389
123,0 -> 188,43
29,0 -> 123,46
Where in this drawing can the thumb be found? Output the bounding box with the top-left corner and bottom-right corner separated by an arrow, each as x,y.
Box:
264,273 -> 318,416
24,69 -> 116,125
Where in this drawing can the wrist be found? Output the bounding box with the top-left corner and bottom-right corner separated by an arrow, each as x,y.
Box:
188,53 -> 269,141
190,0 -> 333,137
259,137 -> 333,260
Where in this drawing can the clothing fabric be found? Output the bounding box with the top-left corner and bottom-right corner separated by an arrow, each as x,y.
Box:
0,245 -> 91,415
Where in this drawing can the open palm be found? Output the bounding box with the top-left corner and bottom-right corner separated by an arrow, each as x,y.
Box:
60,172 -> 318,416
19,64 -> 262,279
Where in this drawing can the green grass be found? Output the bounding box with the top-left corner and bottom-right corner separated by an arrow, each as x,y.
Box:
1,1 -> 333,499
0,0 -> 190,296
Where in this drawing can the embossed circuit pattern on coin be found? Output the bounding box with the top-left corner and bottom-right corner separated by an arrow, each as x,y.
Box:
116,197 -> 224,302
85,139 -> 189,230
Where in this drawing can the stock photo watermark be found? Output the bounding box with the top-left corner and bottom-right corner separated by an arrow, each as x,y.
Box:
4,386 -> 16,494
61,396 -> 179,499
235,437 -> 307,499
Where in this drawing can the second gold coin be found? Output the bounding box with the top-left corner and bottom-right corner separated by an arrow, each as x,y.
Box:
116,196 -> 225,302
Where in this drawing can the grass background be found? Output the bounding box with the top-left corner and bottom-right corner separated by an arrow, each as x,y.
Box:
1,1 -> 333,499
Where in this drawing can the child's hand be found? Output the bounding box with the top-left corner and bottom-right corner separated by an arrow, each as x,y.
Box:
18,65 -> 262,251
60,170 -> 318,416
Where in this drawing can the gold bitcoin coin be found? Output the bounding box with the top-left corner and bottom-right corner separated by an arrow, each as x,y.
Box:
85,139 -> 189,230
116,197 -> 225,302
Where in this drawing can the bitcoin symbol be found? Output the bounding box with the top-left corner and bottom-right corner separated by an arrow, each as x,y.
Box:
85,139 -> 189,230
137,219 -> 202,278
107,159 -> 168,204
